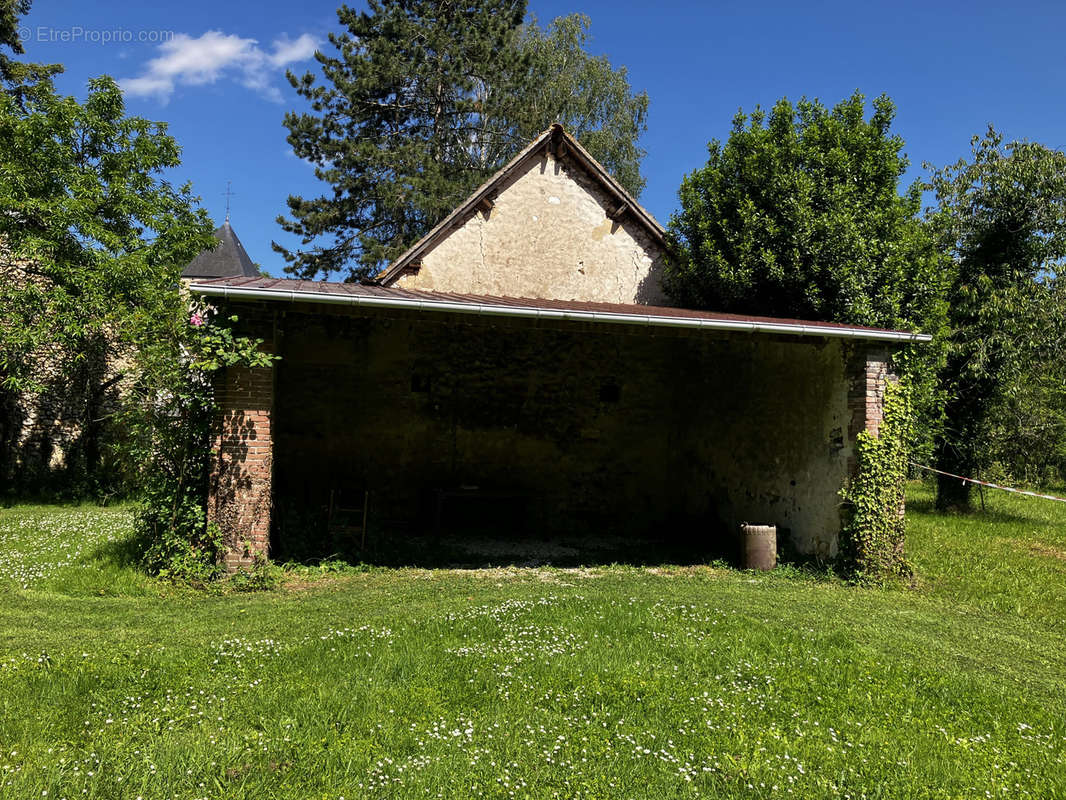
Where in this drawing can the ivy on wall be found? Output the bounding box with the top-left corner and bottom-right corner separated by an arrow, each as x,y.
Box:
840,380 -> 913,580
128,306 -> 276,581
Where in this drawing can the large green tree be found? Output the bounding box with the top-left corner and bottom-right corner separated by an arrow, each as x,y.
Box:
275,1 -> 649,280
927,129 -> 1066,509
979,287 -> 1066,487
0,3 -> 274,576
0,4 -> 216,493
0,76 -> 214,393
493,14 -> 648,198
665,92 -> 943,331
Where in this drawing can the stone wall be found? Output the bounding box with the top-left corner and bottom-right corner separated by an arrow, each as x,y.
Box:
0,254 -> 132,497
214,303 -> 886,564
0,335 -> 127,496
390,151 -> 668,305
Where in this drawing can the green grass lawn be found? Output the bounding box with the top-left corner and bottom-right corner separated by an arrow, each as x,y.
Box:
1,484 -> 1064,799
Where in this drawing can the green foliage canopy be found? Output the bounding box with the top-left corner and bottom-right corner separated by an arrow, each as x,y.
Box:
0,0 -> 30,76
665,92 -> 943,332
0,74 -> 215,393
496,14 -> 648,198
927,129 -> 1066,508
0,1 -> 220,499
275,1 -> 649,280
0,60 -> 218,404
0,0 -> 60,101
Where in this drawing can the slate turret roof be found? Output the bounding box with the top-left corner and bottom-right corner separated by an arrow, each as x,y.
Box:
181,221 -> 260,279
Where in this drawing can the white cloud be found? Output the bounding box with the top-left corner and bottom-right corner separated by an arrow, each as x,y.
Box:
119,30 -> 319,104
268,34 -> 319,67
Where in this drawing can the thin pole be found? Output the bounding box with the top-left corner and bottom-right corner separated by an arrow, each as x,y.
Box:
223,181 -> 235,223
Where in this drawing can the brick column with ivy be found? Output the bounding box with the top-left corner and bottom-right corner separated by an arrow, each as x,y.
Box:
207,306 -> 275,571
841,343 -> 911,578
846,344 -> 890,473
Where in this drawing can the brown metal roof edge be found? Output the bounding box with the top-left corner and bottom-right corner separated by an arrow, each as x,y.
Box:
375,124 -> 667,286
188,278 -> 932,343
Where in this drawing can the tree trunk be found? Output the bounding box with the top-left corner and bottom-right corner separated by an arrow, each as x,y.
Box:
935,469 -> 972,511
934,403 -> 975,512
934,353 -> 988,512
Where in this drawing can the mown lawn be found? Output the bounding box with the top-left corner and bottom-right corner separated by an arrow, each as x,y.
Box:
1,484 -> 1064,799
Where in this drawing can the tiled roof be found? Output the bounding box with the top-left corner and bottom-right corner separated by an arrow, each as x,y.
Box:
188,276 -> 931,343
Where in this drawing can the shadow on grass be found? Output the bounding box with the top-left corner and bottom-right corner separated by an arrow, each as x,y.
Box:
85,535 -> 142,570
906,495 -> 1035,526
274,524 -> 846,580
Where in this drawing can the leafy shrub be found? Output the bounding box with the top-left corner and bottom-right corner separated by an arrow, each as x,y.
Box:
124,304 -> 275,582
983,461 -> 1014,488
225,556 -> 281,592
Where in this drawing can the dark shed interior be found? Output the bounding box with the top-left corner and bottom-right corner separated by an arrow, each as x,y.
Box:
269,307 -> 849,565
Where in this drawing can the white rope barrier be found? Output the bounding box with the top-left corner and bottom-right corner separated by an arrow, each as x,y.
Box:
910,462 -> 1066,504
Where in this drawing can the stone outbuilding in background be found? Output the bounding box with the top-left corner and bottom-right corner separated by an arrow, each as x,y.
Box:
190,126 -> 929,569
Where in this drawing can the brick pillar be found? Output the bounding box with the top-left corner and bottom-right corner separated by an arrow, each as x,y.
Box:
844,343 -> 908,567
846,344 -> 890,475
207,311 -> 275,571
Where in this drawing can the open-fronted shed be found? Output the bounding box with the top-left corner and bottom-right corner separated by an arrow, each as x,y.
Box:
190,126 -> 929,569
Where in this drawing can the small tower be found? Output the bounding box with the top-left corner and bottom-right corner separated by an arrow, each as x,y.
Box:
181,220 -> 261,279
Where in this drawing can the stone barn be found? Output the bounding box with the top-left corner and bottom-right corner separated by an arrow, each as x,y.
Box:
189,125 -> 929,569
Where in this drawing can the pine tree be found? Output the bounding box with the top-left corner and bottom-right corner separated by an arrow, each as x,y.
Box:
275,1 -> 648,281
0,0 -> 62,98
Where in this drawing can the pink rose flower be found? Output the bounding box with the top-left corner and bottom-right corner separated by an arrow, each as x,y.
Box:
190,312 -> 205,327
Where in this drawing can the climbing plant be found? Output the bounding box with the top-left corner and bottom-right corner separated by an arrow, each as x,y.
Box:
840,380 -> 914,580
125,304 -> 276,581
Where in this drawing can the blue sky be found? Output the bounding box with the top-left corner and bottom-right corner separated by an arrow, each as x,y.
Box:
19,0 -> 1066,276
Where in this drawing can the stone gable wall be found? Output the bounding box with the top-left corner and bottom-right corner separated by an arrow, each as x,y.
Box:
391,152 -> 668,305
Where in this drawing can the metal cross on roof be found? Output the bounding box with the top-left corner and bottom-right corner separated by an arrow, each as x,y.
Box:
223,180 -> 235,223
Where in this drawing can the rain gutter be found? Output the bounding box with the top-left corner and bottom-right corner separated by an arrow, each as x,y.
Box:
188,283 -> 933,344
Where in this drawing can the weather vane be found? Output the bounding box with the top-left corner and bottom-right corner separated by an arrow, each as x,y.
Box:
223,181 -> 236,223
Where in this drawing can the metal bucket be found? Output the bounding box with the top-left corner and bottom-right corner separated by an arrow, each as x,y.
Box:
741,524 -> 776,570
